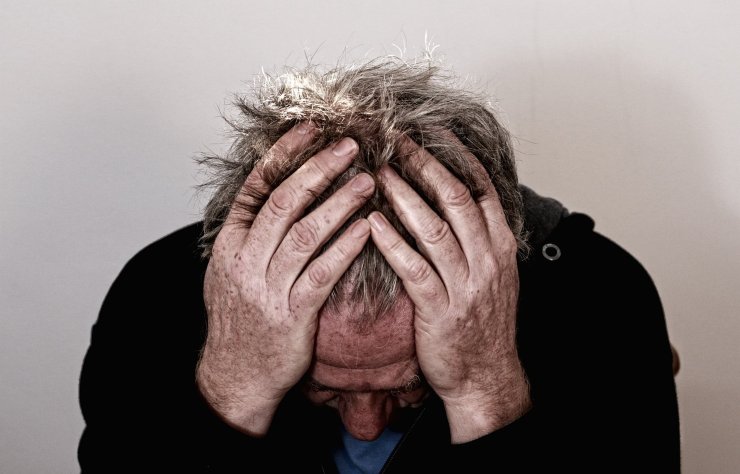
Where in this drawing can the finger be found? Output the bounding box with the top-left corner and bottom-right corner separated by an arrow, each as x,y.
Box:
435,131 -> 511,239
368,211 -> 449,317
246,136 -> 360,269
454,143 -> 518,255
290,219 -> 371,315
397,136 -> 492,264
220,122 -> 318,242
377,165 -> 468,283
267,173 -> 375,287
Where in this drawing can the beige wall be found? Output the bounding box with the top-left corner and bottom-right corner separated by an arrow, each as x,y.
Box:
2,1 -> 737,471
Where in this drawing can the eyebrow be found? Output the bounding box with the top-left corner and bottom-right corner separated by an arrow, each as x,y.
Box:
306,373 -> 424,394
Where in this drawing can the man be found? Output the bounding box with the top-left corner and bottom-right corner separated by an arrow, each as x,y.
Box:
79,57 -> 680,472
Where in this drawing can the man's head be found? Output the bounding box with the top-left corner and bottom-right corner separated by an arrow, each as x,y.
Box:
306,291 -> 422,440
200,56 -> 524,439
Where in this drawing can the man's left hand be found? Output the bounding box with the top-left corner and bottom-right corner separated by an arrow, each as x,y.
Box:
368,136 -> 532,443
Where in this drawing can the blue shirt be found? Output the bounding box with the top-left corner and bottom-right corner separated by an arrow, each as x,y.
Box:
332,424 -> 403,474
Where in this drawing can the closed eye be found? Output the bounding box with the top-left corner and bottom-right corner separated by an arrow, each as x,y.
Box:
389,374 -> 423,396
307,379 -> 335,393
305,373 -> 425,395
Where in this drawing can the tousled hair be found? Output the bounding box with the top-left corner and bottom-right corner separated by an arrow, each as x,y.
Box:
198,56 -> 525,324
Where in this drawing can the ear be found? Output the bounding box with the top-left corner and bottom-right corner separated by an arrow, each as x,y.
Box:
670,343 -> 680,376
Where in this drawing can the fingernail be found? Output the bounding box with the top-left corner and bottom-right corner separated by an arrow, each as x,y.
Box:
297,122 -> 313,134
351,173 -> 374,193
368,212 -> 387,231
332,137 -> 357,156
351,219 -> 370,237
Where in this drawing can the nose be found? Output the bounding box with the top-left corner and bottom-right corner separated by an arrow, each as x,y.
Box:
337,392 -> 394,441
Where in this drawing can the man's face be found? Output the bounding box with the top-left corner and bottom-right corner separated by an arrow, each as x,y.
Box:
303,292 -> 428,441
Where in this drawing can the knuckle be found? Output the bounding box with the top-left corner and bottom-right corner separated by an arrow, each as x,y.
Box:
244,166 -> 265,188
289,219 -> 320,251
331,238 -> 354,260
406,258 -> 433,284
441,181 -> 473,208
296,162 -> 333,200
387,236 -> 407,254
422,218 -> 451,245
266,187 -> 295,218
306,260 -> 332,287
269,141 -> 290,160
305,158 -> 336,185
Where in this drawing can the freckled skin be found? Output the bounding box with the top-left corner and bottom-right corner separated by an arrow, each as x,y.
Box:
196,125 -> 377,437
197,126 -> 531,445
366,137 -> 532,443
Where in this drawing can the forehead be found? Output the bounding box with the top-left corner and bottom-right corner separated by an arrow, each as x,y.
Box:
311,293 -> 416,388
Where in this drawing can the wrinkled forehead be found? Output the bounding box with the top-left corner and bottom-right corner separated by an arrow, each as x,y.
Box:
314,292 -> 415,369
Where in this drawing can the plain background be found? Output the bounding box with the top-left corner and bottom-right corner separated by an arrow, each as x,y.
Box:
2,1 -> 738,472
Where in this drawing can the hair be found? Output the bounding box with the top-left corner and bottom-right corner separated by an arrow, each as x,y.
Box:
198,55 -> 526,324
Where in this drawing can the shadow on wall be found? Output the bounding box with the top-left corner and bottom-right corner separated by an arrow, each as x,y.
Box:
493,53 -> 740,473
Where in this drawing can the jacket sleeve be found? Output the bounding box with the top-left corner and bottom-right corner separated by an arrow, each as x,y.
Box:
77,231 -> 280,472
444,228 -> 681,472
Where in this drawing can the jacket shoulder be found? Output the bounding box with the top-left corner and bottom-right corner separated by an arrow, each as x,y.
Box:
91,221 -> 208,342
123,221 -> 205,271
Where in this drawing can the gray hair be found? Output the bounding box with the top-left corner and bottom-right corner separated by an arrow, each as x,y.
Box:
198,56 -> 525,322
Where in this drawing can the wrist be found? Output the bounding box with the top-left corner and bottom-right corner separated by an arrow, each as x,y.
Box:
443,372 -> 532,444
196,362 -> 282,437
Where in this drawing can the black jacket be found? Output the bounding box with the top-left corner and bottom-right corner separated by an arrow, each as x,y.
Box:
78,188 -> 681,472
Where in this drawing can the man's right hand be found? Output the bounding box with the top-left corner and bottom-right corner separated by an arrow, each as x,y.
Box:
196,123 -> 374,436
